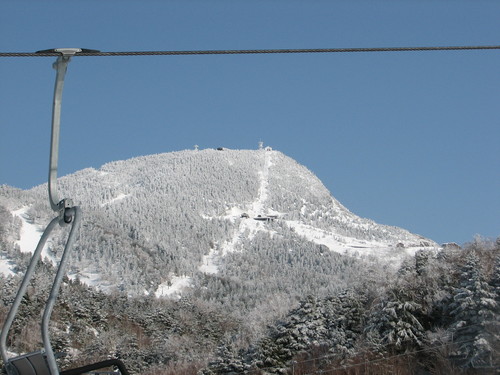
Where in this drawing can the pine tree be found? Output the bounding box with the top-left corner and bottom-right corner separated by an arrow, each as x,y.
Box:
203,343 -> 248,374
449,251 -> 498,368
490,254 -> 500,306
365,288 -> 425,353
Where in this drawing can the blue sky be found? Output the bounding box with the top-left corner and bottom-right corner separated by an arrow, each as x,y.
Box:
1,0 -> 499,245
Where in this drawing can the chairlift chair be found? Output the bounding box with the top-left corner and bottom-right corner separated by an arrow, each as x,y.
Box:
0,48 -> 129,375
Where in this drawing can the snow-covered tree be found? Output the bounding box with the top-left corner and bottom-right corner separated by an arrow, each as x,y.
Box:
449,251 -> 498,368
365,288 -> 425,353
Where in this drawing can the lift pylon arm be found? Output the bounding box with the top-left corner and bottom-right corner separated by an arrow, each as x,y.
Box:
48,48 -> 80,214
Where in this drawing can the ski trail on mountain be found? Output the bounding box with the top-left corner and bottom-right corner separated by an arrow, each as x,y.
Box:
100,193 -> 130,207
12,207 -> 57,265
199,150 -> 274,274
250,150 -> 271,216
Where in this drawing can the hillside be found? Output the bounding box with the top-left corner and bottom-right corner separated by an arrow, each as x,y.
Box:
1,148 -> 435,297
9,148 -> 497,374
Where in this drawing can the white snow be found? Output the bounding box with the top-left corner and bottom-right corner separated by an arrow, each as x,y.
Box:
68,270 -> 101,285
199,249 -> 219,274
10,206 -> 116,290
155,275 -> 192,299
199,150 -> 276,274
285,220 -> 435,268
285,220 -> 384,252
13,207 -> 43,254
250,149 -> 272,215
67,269 -> 115,293
197,148 -> 436,273
0,255 -> 15,277
0,207 -> 59,277
100,193 -> 130,207
12,207 -> 57,265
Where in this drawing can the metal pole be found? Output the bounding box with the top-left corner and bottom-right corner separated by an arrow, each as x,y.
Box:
42,207 -> 81,375
0,217 -> 60,363
48,48 -> 81,213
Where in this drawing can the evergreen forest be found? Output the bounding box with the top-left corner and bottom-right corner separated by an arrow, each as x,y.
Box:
0,149 -> 498,374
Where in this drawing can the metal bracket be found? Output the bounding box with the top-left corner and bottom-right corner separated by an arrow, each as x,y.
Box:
53,48 -> 82,56
58,199 -> 74,224
36,48 -> 100,55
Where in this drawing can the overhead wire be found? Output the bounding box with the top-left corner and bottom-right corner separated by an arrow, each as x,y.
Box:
1,44 -> 500,57
288,322 -> 493,369
301,337 -> 478,375
242,322 -> 494,374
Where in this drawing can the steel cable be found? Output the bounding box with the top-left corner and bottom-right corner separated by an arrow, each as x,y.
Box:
1,45 -> 500,57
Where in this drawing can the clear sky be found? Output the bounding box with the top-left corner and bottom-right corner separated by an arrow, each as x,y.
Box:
1,0 -> 499,245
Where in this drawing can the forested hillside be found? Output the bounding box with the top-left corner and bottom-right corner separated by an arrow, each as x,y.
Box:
0,149 -> 434,297
1,238 -> 498,374
1,148 -> 497,374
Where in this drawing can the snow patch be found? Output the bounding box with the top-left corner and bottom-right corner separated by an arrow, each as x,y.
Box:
155,275 -> 192,299
198,151 -> 278,274
100,193 -> 130,207
0,255 -> 15,277
12,207 -> 57,265
199,151 -> 277,274
225,206 -> 246,218
199,249 -> 219,274
285,220 -> 436,268
68,269 -> 115,293
13,207 -> 42,254
68,270 -> 101,286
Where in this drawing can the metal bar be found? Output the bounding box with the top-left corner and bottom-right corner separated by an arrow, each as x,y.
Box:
48,55 -> 71,212
0,216 -> 60,363
42,207 -> 81,375
60,359 -> 130,375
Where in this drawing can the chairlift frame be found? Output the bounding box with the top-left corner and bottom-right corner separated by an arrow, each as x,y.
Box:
0,48 -> 128,375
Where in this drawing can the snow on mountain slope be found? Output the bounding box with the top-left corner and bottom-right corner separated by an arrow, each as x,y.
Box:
12,207 -> 57,265
0,205 -> 56,277
0,255 -> 15,277
2,147 -> 438,296
197,149 -> 436,277
200,150 -> 276,275
155,275 -> 192,299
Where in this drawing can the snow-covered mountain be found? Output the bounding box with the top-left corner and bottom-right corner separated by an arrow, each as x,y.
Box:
0,148 -> 437,298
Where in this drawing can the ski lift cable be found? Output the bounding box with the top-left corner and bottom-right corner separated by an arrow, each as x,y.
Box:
290,322 -> 490,368
299,338 -> 478,375
244,329 -> 484,374
0,44 -> 500,57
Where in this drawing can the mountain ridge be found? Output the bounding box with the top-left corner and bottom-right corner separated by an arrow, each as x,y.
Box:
1,148 -> 437,298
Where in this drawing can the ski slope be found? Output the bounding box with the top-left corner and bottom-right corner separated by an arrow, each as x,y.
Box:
13,207 -> 57,265
199,149 -> 275,275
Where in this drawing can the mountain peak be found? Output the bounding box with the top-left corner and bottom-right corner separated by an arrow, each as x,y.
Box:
1,148 -> 436,296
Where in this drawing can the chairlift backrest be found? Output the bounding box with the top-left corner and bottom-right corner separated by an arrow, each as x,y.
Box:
6,351 -> 51,375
